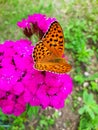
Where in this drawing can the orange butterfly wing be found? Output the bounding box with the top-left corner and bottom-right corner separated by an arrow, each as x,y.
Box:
33,21 -> 72,73
42,21 -> 64,57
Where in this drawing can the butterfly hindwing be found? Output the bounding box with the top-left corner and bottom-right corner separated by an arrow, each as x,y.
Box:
34,62 -> 71,73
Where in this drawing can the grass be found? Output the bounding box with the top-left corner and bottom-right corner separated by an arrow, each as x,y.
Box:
0,0 -> 98,130
0,0 -> 54,42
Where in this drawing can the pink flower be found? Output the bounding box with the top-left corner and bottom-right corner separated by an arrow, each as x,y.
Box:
28,14 -> 56,32
0,39 -> 34,115
36,84 -> 50,108
13,103 -> 26,116
17,13 -> 56,38
13,82 -> 24,95
31,72 -> 73,109
0,90 -> 6,98
2,99 -> 15,114
17,19 -> 30,28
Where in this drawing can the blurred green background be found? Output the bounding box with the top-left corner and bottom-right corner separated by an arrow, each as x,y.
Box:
0,0 -> 98,130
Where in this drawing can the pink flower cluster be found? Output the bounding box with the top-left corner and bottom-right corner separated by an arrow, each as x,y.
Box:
0,14 -> 73,116
17,13 -> 56,38
0,39 -> 33,116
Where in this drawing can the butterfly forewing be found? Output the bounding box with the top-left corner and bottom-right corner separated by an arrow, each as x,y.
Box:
42,21 -> 64,57
33,41 -> 55,62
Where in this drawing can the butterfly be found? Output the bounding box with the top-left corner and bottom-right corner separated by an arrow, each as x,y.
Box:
33,21 -> 72,74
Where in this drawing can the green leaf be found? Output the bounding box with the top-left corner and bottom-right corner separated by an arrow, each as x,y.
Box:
83,90 -> 89,103
27,106 -> 39,119
78,106 -> 86,115
86,107 -> 95,119
90,81 -> 98,91
74,74 -> 85,84
92,105 -> 98,114
87,72 -> 98,81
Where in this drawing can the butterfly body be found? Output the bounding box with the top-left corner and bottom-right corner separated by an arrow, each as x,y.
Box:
33,21 -> 71,74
